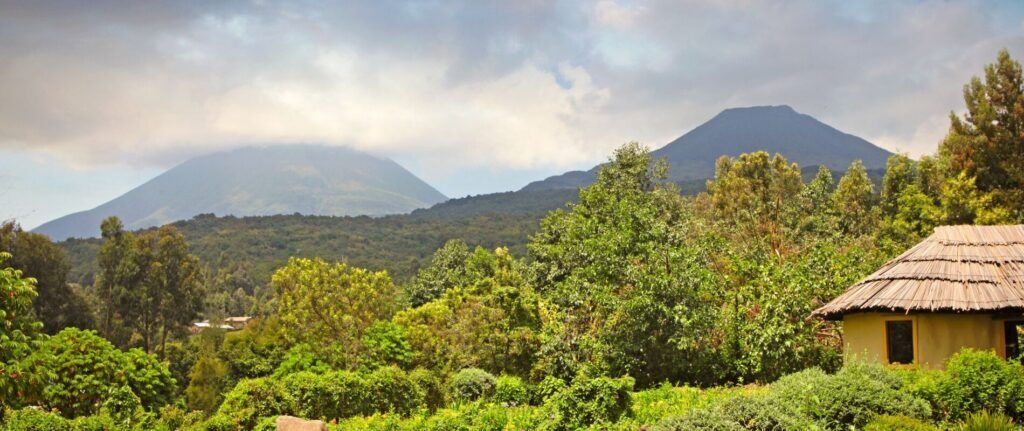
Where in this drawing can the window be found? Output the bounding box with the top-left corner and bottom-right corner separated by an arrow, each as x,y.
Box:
886,320 -> 914,364
1005,321 -> 1024,361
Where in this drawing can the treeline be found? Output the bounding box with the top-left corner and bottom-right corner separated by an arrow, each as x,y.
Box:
0,49 -> 1022,431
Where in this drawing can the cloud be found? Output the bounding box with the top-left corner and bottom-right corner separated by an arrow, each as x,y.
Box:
0,0 -> 1022,181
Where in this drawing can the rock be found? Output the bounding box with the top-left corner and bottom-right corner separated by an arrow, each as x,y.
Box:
276,415 -> 327,431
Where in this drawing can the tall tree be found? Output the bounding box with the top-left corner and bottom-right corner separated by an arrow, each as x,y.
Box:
940,49 -> 1024,219
272,257 -> 400,367
0,222 -> 93,332
406,239 -> 471,307
833,160 -> 877,236
879,154 -> 919,217
0,252 -> 42,406
149,226 -> 204,357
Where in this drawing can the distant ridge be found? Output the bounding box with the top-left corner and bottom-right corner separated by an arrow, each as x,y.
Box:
522,105 -> 891,191
35,145 -> 448,240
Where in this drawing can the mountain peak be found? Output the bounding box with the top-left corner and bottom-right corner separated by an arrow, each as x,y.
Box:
521,105 -> 891,191
34,145 -> 448,240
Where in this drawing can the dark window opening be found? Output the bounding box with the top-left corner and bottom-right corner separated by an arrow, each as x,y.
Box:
886,320 -> 914,365
1005,321 -> 1024,361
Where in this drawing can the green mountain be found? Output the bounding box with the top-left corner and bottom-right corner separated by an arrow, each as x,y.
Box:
522,105 -> 891,191
34,145 -> 448,241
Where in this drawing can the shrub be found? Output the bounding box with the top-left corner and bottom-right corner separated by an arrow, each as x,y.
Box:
541,376 -> 634,431
410,368 -> 445,412
324,371 -> 371,418
493,376 -> 530,407
272,343 -> 331,377
281,371 -> 335,420
928,349 -> 1024,421
99,386 -> 141,427
954,410 -> 1017,431
717,393 -> 813,431
650,409 -> 744,431
1,408 -> 71,431
215,377 -> 294,429
769,363 -> 930,430
531,376 -> 567,405
367,366 -> 424,416
69,414 -> 119,431
449,368 -> 497,402
122,348 -> 177,408
863,415 -> 938,431
361,321 -> 414,369
186,355 -> 230,413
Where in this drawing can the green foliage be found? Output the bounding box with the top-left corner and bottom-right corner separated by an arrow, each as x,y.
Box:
367,366 -> 424,416
186,355 -> 229,413
492,376 -> 530,407
531,376 -> 567,405
0,222 -> 93,333
650,409 -> 744,431
864,415 -> 938,431
541,376 -> 634,431
833,160 -> 878,236
1,408 -> 71,431
407,240 -> 471,307
0,252 -> 42,406
449,368 -> 497,402
273,257 -> 399,368
940,49 -> 1024,221
921,349 -> 1024,422
94,220 -> 205,353
272,343 -> 331,377
410,368 -> 445,412
361,321 -> 414,370
769,363 -> 930,430
396,247 -> 542,377
215,377 -> 294,430
954,410 -> 1018,431
218,318 -> 287,382
16,328 -> 175,417
99,386 -> 141,427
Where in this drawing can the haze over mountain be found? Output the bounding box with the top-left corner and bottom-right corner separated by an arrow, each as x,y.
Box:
34,145 -> 448,241
522,105 -> 892,191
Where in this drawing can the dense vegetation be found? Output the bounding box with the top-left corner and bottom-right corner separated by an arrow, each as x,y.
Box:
1,49 -> 1022,430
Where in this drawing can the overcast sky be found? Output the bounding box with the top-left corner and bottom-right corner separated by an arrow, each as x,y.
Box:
2,0 -> 1023,229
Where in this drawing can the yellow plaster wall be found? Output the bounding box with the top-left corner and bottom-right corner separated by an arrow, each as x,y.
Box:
842,312 -> 1008,368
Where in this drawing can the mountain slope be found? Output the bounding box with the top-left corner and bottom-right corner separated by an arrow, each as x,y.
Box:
35,145 -> 448,240
522,105 -> 891,191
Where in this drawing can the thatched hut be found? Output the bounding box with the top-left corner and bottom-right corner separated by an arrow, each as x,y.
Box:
814,225 -> 1024,368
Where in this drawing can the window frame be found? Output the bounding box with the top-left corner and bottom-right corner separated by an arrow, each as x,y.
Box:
884,319 -> 916,365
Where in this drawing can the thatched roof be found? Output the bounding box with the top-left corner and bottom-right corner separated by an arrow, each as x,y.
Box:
814,225 -> 1024,320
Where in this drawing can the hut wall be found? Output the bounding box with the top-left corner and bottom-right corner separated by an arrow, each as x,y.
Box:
843,312 -> 1004,369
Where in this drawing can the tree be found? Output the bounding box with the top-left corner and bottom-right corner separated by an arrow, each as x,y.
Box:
940,49 -> 1024,220
880,154 -> 919,217
94,218 -> 204,353
0,222 -> 93,332
529,143 -> 722,386
406,239 -> 471,307
0,252 -> 42,406
395,247 -> 542,377
705,151 -> 804,252
833,160 -> 877,236
272,257 -> 400,367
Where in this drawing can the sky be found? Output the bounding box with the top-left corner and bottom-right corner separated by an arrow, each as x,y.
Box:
2,0 -> 1023,229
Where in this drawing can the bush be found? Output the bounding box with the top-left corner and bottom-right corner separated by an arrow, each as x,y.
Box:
1,408 -> 71,431
215,377 -> 294,429
361,321 -> 414,369
325,371 -> 371,418
449,368 -> 497,402
69,414 -> 119,431
410,368 -> 445,412
99,386 -> 141,427
367,366 -> 424,416
272,343 -> 331,377
531,376 -> 567,405
541,376 -> 634,431
769,363 -> 930,430
863,415 -> 938,431
281,371 -> 336,421
954,410 -> 1017,431
650,409 -> 744,431
186,355 -> 230,413
122,348 -> 177,408
717,393 -> 813,431
928,349 -> 1024,421
493,376 -> 530,407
